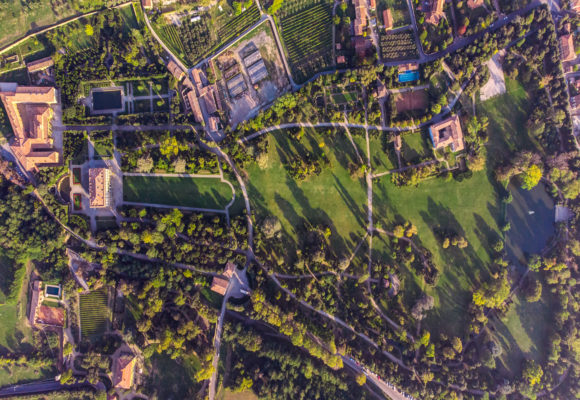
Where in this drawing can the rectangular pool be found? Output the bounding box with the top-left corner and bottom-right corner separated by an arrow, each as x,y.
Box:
398,70 -> 420,83
93,90 -> 123,111
45,285 -> 61,297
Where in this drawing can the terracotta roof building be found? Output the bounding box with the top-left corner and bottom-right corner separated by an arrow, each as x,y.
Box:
398,62 -> 419,73
0,84 -> 59,172
141,0 -> 152,8
113,353 -> 136,389
26,57 -> 54,73
429,115 -> 465,152
167,60 -> 185,81
383,9 -> 393,31
560,34 -> 576,62
353,0 -> 368,36
425,0 -> 445,25
337,55 -> 346,64
210,262 -> 236,296
572,0 -> 580,12
28,280 -> 64,328
88,168 -> 111,208
467,0 -> 484,8
369,0 -> 376,10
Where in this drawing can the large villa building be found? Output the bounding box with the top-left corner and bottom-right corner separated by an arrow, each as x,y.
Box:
0,84 -> 59,172
425,0 -> 445,25
210,262 -> 236,296
429,115 -> 465,152
89,168 -> 112,208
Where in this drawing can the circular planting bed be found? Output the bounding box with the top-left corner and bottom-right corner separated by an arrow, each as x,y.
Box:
57,174 -> 71,204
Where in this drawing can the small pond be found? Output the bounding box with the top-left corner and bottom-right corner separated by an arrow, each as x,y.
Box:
505,182 -> 555,268
92,89 -> 122,111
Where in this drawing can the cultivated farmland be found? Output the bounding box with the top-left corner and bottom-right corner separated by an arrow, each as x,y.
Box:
279,1 -> 333,83
79,288 -> 110,338
155,5 -> 261,66
379,30 -> 418,61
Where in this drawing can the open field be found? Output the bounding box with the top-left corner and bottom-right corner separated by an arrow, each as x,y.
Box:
477,77 -> 544,164
279,1 -> 333,83
367,133 -> 398,172
373,171 -> 503,336
123,175 -> 234,210
400,130 -> 432,163
79,288 -> 110,338
245,128 -> 368,264
145,353 -> 201,399
489,286 -> 554,377
0,0 -> 120,50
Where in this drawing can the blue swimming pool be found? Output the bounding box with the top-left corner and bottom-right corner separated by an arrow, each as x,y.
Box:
398,70 -> 420,83
46,285 -> 61,297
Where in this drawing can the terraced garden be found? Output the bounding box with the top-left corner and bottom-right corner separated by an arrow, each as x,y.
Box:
279,1 -> 333,83
79,288 -> 110,339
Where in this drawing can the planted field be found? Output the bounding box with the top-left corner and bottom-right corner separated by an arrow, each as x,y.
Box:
123,175 -> 234,210
160,5 -> 261,67
79,288 -> 110,338
280,2 -> 333,83
379,30 -> 418,61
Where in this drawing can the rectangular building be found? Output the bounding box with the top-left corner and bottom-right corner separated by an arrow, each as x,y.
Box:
88,168 -> 111,208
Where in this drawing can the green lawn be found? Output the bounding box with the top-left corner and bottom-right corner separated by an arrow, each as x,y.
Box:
0,0 -> 111,49
488,285 -> 554,377
145,352 -> 201,399
245,128 -> 368,264
365,132 -> 398,172
373,171 -> 503,336
400,130 -> 432,164
477,78 -> 543,166
0,362 -> 55,387
123,175 -> 234,210
79,288 -> 110,339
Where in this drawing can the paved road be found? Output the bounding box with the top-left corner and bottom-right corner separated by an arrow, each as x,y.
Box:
342,357 -> 414,400
0,380 -> 92,398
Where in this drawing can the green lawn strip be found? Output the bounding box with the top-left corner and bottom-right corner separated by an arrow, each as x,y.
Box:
122,175 -> 234,210
245,128 -> 367,264
373,171 -> 503,337
0,362 -> 56,387
477,77 -> 544,165
488,286 -> 554,377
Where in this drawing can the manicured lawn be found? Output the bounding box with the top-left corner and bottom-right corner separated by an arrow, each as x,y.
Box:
488,286 -> 554,377
477,78 -> 543,166
79,288 -> 110,339
400,130 -> 432,164
145,352 -> 201,399
373,170 -> 503,336
134,99 -> 151,113
245,128 -> 368,264
367,132 -> 398,172
123,175 -> 234,210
